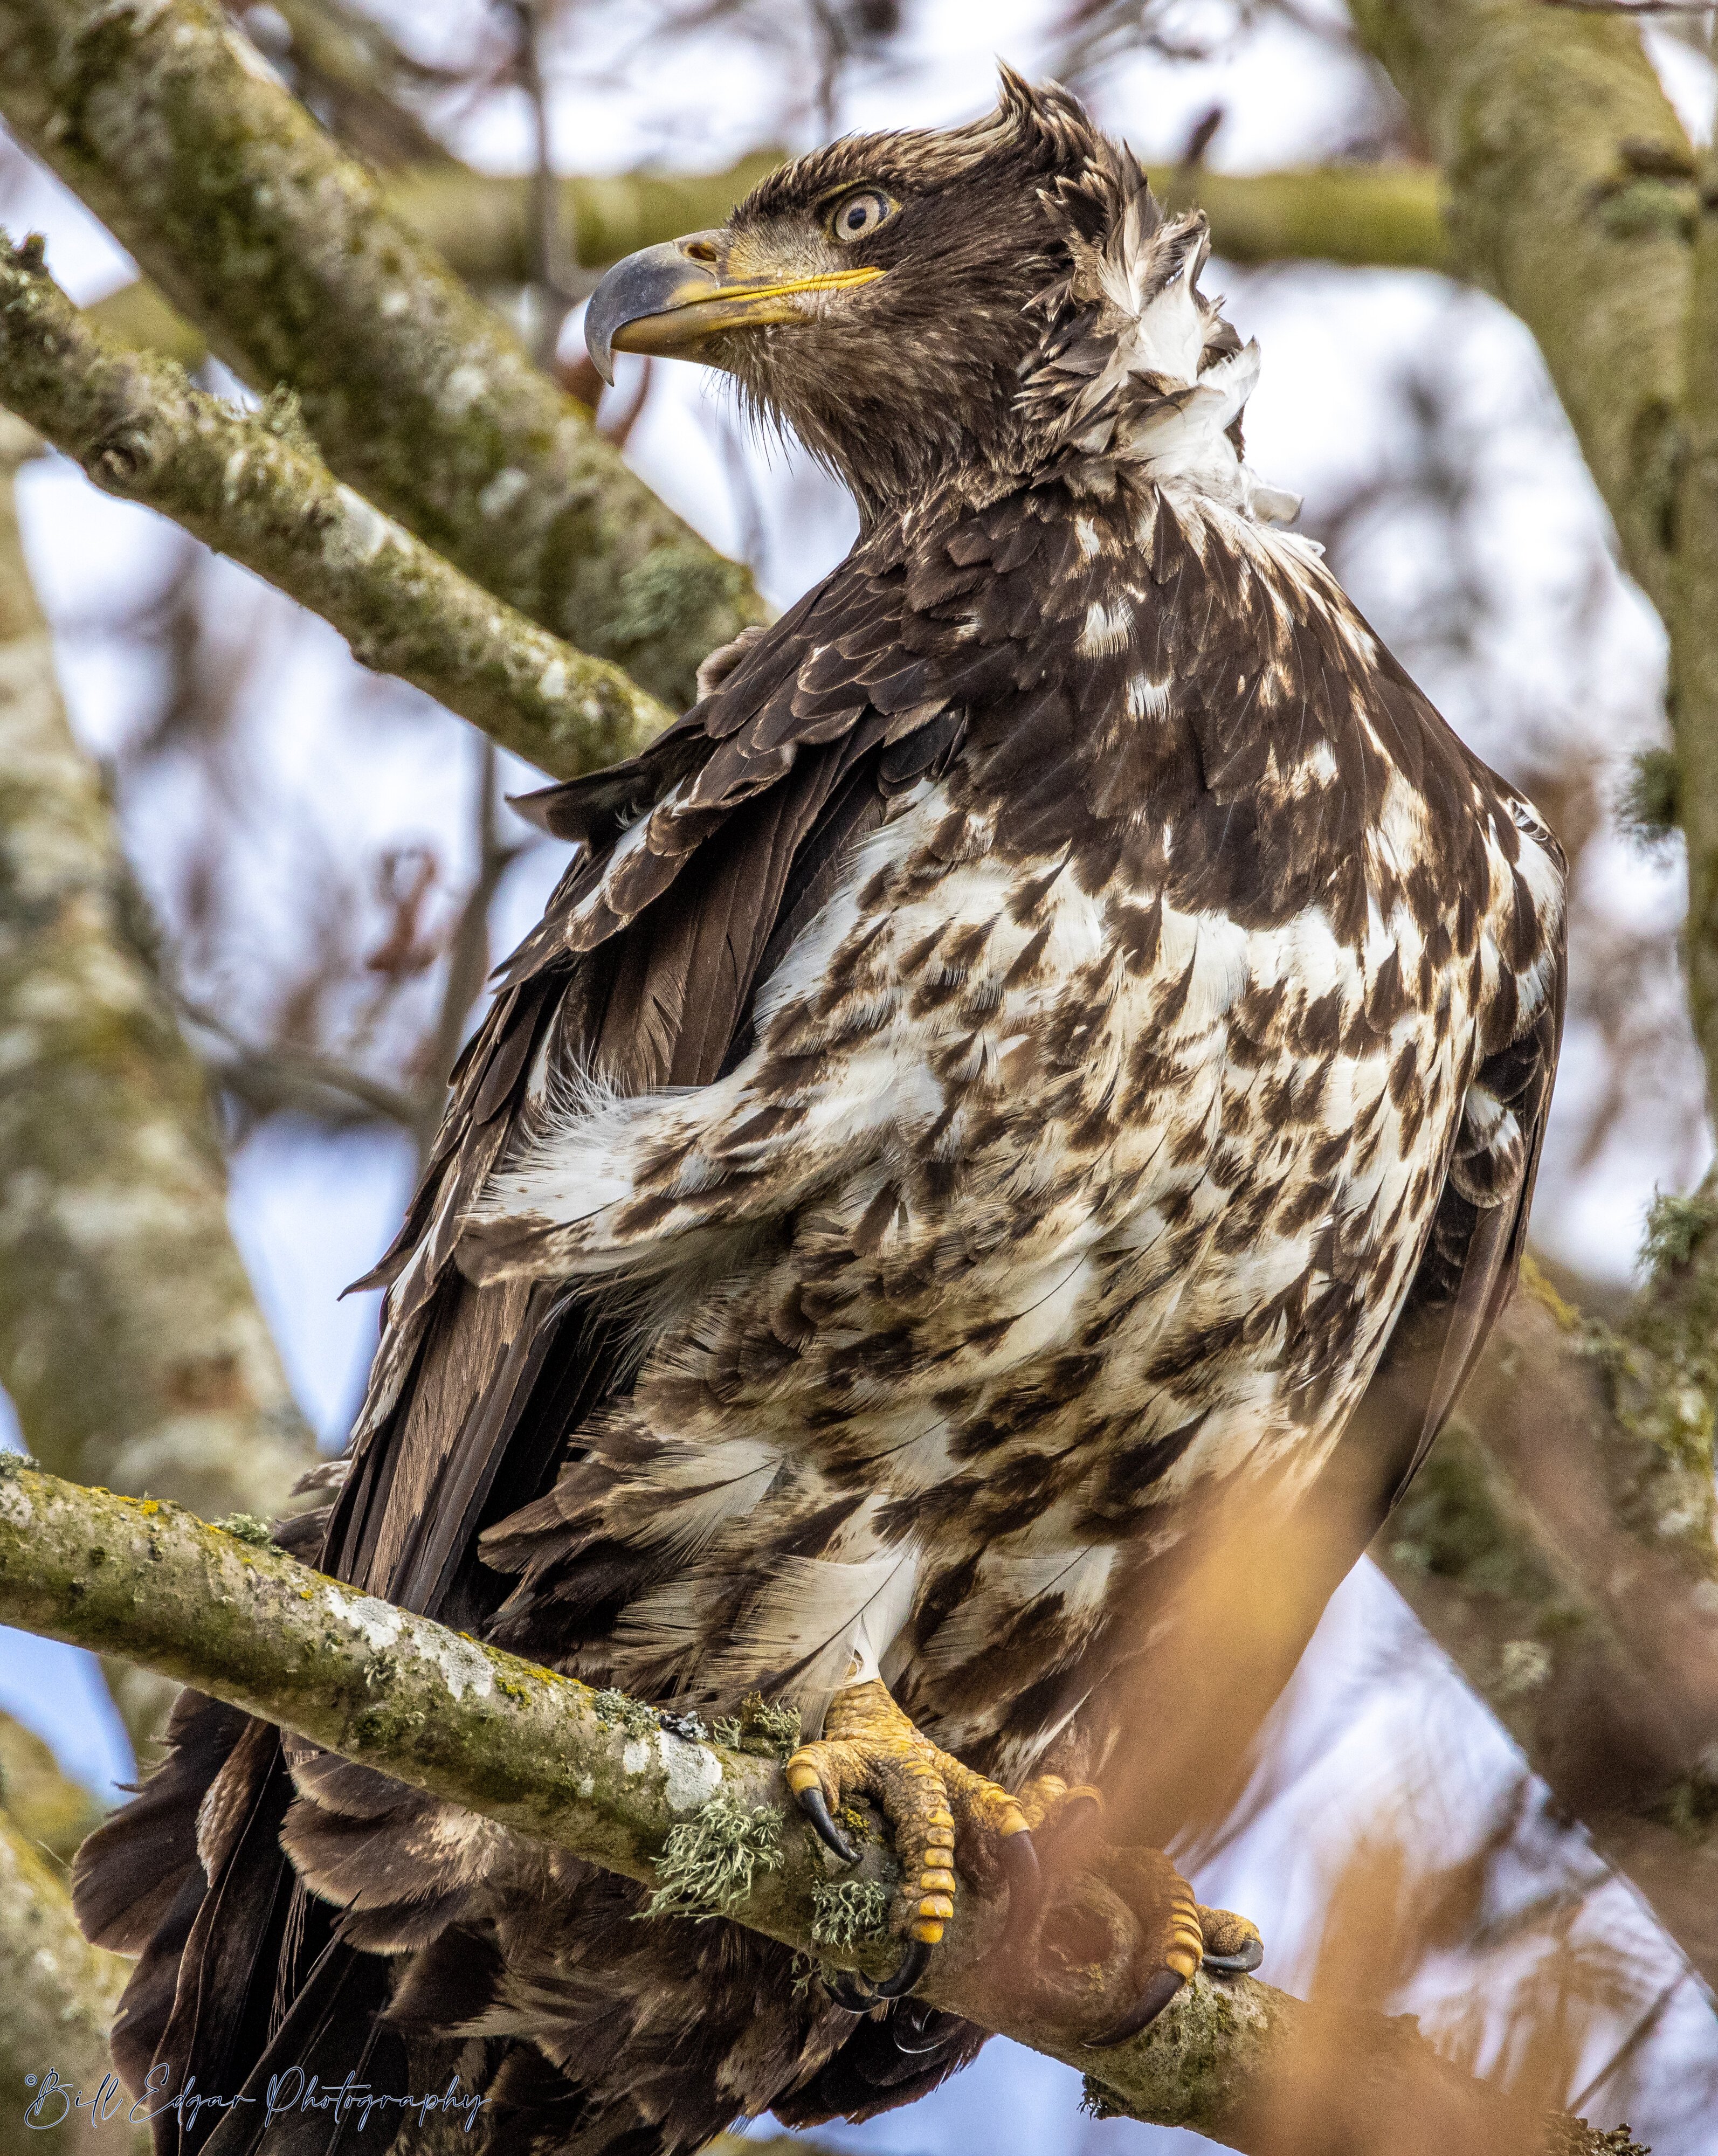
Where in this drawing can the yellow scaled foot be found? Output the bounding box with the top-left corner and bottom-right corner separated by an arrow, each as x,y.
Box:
785,1678 -> 1038,1998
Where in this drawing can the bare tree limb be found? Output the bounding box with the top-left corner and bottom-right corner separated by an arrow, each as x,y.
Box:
0,0 -> 763,711
0,233 -> 673,778
81,157 -> 1445,377
0,1461 -> 1634,2156
231,0 -> 463,172
1166,163 -> 1449,271
0,1806 -> 143,2156
1347,0 -> 1692,628
1671,130 -> 1718,1156
1375,1256 -> 1718,1992
1337,0 -> 1718,2000
0,404 -> 315,1751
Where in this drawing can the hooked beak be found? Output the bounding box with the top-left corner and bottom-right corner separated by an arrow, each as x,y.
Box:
582,231 -> 885,385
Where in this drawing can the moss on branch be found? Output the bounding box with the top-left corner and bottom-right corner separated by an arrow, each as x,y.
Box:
0,1806 -> 144,2156
0,0 -> 761,710
1166,164 -> 1449,273
0,1461 -> 1620,2155
86,158 -> 1449,378
1672,141 -> 1718,1107
1375,1252 -> 1718,1989
1348,0 -> 1692,624
0,409 -> 313,1749
0,233 -> 672,777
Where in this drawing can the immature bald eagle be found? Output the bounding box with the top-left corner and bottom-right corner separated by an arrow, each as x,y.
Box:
77,70 -> 1564,2156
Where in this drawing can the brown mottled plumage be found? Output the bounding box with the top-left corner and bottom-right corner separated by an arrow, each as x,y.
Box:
75,71 -> 1565,2156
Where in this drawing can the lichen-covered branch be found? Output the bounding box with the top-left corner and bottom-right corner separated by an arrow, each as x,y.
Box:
0,1461 -> 1623,2156
1348,0 -> 1693,624
0,233 -> 672,778
1376,1242 -> 1718,1991
0,1807 -> 143,2156
1671,136 -> 1718,1135
0,1711 -> 141,2152
86,158 -> 1447,377
1168,163 -> 1448,272
0,407 -> 314,1750
0,0 -> 762,711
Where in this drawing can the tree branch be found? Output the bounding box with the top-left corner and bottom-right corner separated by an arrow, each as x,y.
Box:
0,233 -> 672,779
0,0 -> 763,711
1167,164 -> 1449,271
82,157 -> 1446,378
1347,0 -> 1691,627
1374,1255 -> 1718,1991
0,1460 -> 1631,2156
0,405 -> 315,1752
1342,0 -> 1718,1999
0,1806 -> 143,2156
1671,127 -> 1718,1159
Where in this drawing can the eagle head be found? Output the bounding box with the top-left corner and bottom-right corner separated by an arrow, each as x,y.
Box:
584,67 -> 1280,521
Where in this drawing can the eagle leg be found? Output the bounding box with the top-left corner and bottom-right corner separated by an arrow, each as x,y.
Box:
785,1677 -> 1038,1999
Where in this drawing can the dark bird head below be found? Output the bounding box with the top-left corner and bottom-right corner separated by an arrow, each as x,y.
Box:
583,66 -> 1302,527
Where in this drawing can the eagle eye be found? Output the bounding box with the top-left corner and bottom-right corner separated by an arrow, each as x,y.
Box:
829,189 -> 895,244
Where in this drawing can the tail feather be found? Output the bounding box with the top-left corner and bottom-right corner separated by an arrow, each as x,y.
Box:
197,1937 -> 403,2156
72,1694 -> 247,1959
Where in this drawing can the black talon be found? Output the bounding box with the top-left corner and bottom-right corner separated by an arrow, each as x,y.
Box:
871,1938 -> 933,2000
823,1968 -> 877,2012
1202,1936 -> 1264,1976
892,2003 -> 944,2054
1086,1965 -> 1186,2048
796,1784 -> 860,1864
1000,1828 -> 1041,1911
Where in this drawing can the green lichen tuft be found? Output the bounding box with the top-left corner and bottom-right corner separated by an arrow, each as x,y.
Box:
1595,1181 -> 1718,1558
810,1877 -> 890,1951
1541,2118 -> 1650,2156
712,1691 -> 802,1760
1617,747 -> 1680,852
215,1511 -> 274,1546
1080,2076 -> 1126,2122
641,1794 -> 784,1921
1640,1188 -> 1718,1277
259,384 -> 318,455
592,1687 -> 661,1739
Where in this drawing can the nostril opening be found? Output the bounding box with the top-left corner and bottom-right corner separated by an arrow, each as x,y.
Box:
684,239 -> 719,264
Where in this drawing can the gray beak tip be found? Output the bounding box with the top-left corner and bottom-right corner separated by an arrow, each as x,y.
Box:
583,319 -> 616,389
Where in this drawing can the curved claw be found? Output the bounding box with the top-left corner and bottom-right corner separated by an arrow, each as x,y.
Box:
1000,1827 -> 1042,1911
1085,1965 -> 1186,2049
892,2003 -> 946,2055
822,1968 -> 878,2013
796,1784 -> 860,1865
871,1937 -> 933,2000
1202,1935 -> 1264,1976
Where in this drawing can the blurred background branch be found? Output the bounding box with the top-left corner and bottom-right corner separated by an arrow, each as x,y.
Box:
0,234 -> 673,776
0,407 -> 316,1751
0,0 -> 763,710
